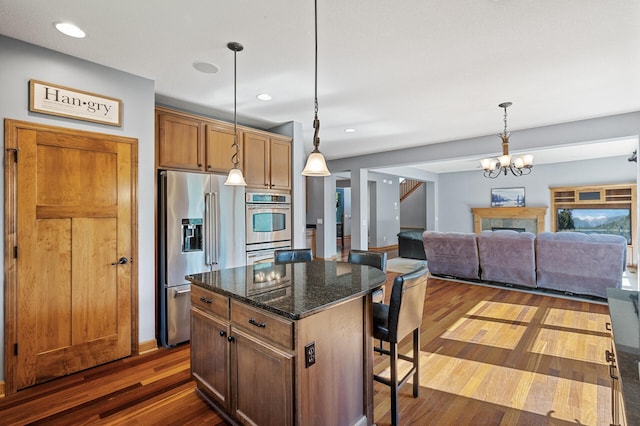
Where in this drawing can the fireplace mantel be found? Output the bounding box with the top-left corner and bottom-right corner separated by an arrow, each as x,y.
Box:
471,207 -> 547,234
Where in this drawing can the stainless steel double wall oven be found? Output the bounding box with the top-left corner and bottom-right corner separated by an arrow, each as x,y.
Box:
245,192 -> 292,265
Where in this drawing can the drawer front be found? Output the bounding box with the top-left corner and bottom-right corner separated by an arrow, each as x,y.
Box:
231,300 -> 294,350
191,286 -> 229,319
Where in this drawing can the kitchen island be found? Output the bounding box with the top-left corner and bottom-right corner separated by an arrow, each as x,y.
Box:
187,260 -> 387,426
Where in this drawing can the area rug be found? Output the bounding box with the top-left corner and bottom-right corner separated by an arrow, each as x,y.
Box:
386,257 -> 427,274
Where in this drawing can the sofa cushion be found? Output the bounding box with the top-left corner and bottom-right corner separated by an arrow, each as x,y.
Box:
422,231 -> 479,280
535,232 -> 626,298
477,230 -> 537,288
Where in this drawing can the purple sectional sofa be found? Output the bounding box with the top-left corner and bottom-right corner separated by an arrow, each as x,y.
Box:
421,231 -> 480,280
422,230 -> 627,299
535,232 -> 627,299
477,230 -> 537,288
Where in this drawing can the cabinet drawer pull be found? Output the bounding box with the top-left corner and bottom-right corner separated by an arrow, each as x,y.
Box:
606,322 -> 612,331
219,330 -> 226,337
610,364 -> 618,380
606,349 -> 615,363
249,317 -> 266,328
200,296 -> 213,304
227,335 -> 235,342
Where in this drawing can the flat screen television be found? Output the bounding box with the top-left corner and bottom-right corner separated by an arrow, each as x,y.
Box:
556,208 -> 631,244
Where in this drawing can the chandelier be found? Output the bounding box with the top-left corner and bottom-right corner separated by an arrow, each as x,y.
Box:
480,102 -> 533,178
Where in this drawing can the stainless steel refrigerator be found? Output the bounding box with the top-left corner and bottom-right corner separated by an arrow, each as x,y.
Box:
158,170 -> 246,347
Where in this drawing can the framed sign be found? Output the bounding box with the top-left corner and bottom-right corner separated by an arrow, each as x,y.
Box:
491,187 -> 525,207
29,79 -> 122,126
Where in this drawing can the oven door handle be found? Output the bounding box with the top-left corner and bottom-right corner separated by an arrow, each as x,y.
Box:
247,205 -> 290,211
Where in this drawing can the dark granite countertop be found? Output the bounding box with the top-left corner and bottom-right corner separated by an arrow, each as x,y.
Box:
607,288 -> 640,425
186,260 -> 386,320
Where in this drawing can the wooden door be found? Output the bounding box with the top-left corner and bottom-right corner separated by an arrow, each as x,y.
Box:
4,120 -> 137,393
242,132 -> 269,189
269,138 -> 291,191
205,123 -> 242,174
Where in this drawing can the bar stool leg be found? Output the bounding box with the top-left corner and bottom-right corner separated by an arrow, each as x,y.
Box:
413,328 -> 420,397
390,341 -> 399,426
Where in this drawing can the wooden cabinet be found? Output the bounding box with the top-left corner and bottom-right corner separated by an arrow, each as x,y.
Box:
191,288 -> 294,425
205,122 -> 242,174
156,107 -> 291,192
243,132 -> 291,191
191,285 -> 371,425
607,324 -> 627,426
191,308 -> 230,410
156,111 -> 204,171
232,330 -> 294,426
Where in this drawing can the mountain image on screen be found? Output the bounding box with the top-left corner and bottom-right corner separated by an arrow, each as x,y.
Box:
556,208 -> 631,244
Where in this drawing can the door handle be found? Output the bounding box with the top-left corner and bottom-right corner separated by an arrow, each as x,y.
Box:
111,257 -> 128,265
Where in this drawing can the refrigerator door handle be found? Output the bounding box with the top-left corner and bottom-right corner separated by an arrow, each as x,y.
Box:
204,192 -> 211,266
205,192 -> 219,266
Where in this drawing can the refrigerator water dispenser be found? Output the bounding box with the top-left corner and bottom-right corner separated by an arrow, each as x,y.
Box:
181,218 -> 203,252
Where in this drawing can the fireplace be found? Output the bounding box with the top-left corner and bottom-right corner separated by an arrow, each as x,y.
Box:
471,207 -> 547,234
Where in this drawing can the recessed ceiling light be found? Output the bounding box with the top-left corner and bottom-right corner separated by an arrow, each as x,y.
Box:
193,61 -> 219,74
54,22 -> 86,38
344,128 -> 356,133
257,93 -> 272,101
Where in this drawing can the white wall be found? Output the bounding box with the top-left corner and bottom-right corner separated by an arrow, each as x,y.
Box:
437,155 -> 637,232
400,185 -> 427,230
0,35 -> 156,381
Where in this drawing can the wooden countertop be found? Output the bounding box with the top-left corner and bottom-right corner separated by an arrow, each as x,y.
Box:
186,260 -> 386,320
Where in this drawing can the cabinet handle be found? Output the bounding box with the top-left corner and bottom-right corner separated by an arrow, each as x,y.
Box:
200,296 -> 212,304
610,364 -> 618,380
198,163 -> 202,167
249,318 -> 266,328
606,322 -> 612,331
606,349 -> 615,363
227,336 -> 235,342
219,330 -> 226,337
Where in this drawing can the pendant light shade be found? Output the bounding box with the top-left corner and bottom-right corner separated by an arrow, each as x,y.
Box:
302,148 -> 330,176
224,41 -> 247,186
301,0 -> 331,177
224,167 -> 246,186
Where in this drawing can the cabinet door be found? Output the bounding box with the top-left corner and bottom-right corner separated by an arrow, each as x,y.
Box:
231,329 -> 294,426
157,113 -> 204,171
269,138 -> 291,191
243,133 -> 269,189
191,308 -> 230,410
206,123 -> 242,174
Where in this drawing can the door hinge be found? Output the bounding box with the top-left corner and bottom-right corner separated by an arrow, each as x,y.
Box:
14,343 -> 18,356
6,148 -> 18,162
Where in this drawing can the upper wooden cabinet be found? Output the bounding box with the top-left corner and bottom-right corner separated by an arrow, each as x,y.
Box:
156,107 -> 291,191
206,122 -> 242,174
243,132 -> 291,191
156,111 -> 204,171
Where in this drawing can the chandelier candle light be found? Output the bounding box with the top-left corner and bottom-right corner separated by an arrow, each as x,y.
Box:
224,41 -> 247,186
301,0 -> 331,177
480,102 -> 533,178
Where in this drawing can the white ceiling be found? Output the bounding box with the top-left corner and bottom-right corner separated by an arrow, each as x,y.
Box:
1,0 -> 639,171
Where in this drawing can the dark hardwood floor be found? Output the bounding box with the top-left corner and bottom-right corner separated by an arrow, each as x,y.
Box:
0,241 -> 613,425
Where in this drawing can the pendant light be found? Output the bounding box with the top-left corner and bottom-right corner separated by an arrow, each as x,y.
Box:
301,0 -> 331,176
224,41 -> 247,186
